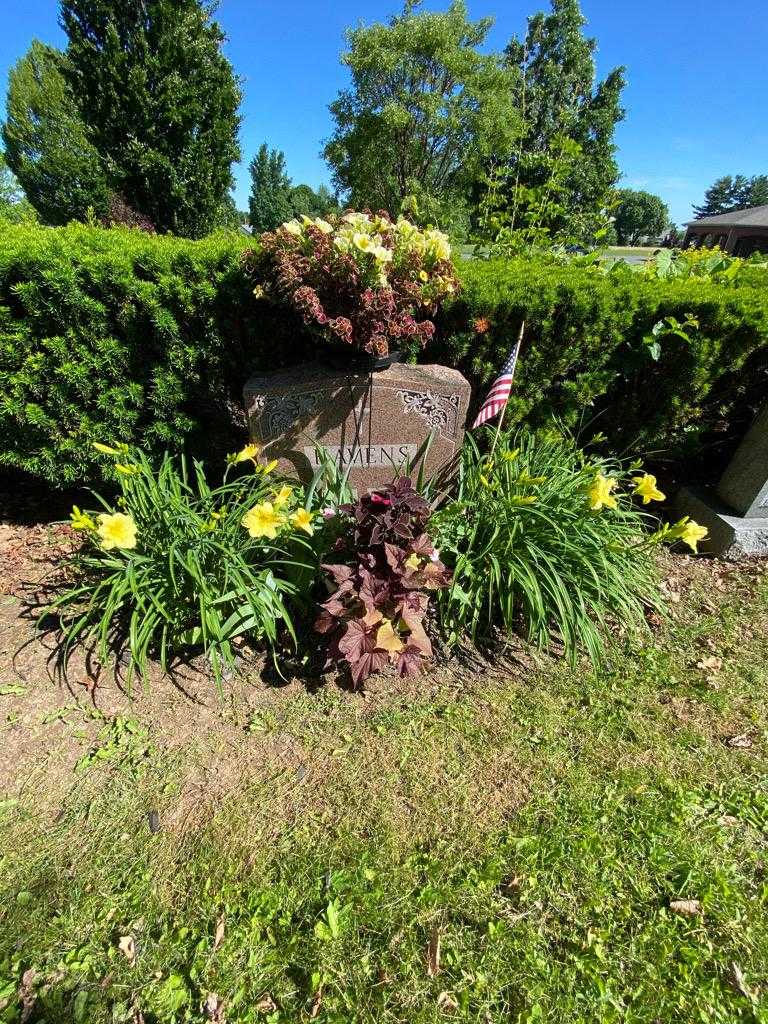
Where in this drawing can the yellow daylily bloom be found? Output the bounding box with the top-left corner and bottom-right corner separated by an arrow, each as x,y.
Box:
479,474 -> 492,488
677,518 -> 709,553
97,512 -> 138,551
115,463 -> 139,476
261,459 -> 278,475
502,449 -> 520,461
242,502 -> 283,540
273,485 -> 293,507
314,218 -> 334,234
93,442 -> 125,456
633,473 -> 666,505
228,443 -> 260,466
405,553 -> 421,570
588,472 -> 618,511
282,219 -> 303,236
290,508 -> 315,536
70,506 -> 95,531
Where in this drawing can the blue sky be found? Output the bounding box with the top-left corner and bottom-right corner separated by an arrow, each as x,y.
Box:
2,0 -> 767,226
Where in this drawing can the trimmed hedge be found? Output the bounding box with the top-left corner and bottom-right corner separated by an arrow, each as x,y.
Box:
0,223 -> 310,484
437,258 -> 768,460
1,223 -> 767,486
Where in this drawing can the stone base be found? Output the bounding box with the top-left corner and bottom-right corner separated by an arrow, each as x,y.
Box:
676,487 -> 768,560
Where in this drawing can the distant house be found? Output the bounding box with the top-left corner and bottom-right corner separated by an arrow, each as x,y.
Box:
683,205 -> 768,256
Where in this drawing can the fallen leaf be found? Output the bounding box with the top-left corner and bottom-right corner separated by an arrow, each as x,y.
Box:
309,985 -> 323,1019
426,925 -> 442,977
437,991 -> 459,1013
213,915 -> 225,950
669,898 -> 701,916
19,968 -> 36,1024
255,994 -> 276,1013
731,962 -> 758,1003
696,656 -> 723,673
203,992 -> 225,1022
727,733 -> 754,750
118,935 -> 136,964
718,814 -> 740,827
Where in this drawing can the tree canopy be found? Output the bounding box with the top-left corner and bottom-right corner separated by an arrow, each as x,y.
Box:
323,0 -> 518,229
59,0 -> 242,237
2,40 -> 109,225
612,188 -> 669,245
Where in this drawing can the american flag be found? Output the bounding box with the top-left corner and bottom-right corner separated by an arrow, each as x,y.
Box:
472,323 -> 525,429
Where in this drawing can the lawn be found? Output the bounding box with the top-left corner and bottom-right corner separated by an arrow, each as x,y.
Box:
0,527 -> 767,1023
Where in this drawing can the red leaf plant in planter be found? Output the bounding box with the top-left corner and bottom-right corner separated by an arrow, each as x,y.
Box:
244,210 -> 459,358
315,478 -> 451,686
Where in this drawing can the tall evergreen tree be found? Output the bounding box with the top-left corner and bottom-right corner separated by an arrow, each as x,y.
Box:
2,40 -> 109,225
692,175 -> 749,218
693,174 -> 768,218
60,0 -> 242,237
247,144 -> 294,233
502,0 -> 625,240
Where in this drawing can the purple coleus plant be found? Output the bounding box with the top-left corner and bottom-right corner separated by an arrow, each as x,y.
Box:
314,478 -> 451,686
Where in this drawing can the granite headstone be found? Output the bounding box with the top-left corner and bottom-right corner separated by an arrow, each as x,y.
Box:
243,361 -> 471,494
677,402 -> 768,558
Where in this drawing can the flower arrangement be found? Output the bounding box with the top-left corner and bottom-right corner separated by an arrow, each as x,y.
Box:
314,478 -> 451,685
244,210 -> 459,357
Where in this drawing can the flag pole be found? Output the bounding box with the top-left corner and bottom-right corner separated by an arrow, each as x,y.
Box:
489,319 -> 525,460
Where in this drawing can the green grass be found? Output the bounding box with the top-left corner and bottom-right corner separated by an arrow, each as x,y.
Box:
1,559 -> 767,1023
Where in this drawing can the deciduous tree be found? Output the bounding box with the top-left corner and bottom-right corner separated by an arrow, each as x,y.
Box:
324,0 -> 518,228
612,188 -> 669,245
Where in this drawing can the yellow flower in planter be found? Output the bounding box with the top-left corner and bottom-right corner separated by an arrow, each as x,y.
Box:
353,232 -> 374,253
633,473 -> 666,505
70,506 -> 95,531
97,512 -> 138,551
115,463 -> 139,476
242,502 -> 282,540
677,518 -> 709,553
588,472 -> 618,511
273,485 -> 293,507
314,218 -> 333,234
290,508 -> 315,536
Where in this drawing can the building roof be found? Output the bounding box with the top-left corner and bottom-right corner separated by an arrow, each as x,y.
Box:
686,204 -> 768,228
